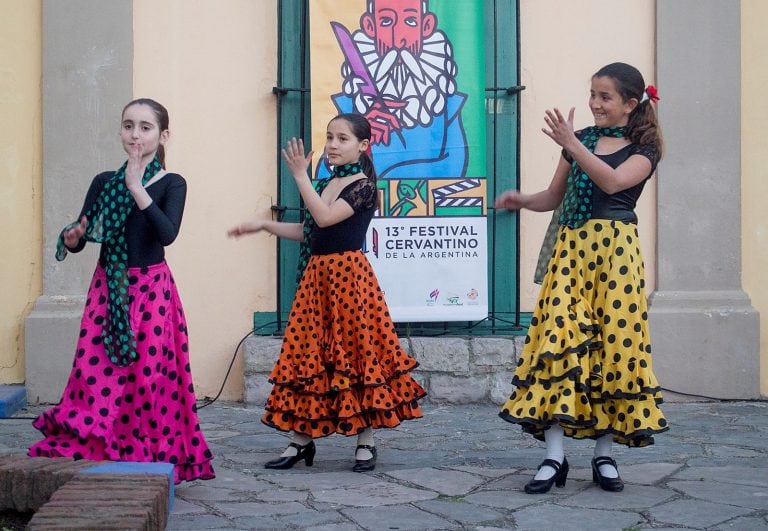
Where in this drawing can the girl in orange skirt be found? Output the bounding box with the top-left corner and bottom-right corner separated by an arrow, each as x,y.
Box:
229,113 -> 425,472
495,63 -> 668,494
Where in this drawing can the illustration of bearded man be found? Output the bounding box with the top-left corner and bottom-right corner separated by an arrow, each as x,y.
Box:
317,0 -> 468,180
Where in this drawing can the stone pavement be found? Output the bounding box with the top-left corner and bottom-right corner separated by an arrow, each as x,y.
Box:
1,398 -> 767,530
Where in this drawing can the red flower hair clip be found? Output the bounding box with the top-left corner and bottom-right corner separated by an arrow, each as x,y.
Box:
643,84 -> 660,103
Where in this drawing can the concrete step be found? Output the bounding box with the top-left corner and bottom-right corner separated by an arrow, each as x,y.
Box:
243,334 -> 524,405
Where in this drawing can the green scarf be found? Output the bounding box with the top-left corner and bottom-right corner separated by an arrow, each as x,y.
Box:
559,126 -> 627,228
56,156 -> 163,366
295,161 -> 362,284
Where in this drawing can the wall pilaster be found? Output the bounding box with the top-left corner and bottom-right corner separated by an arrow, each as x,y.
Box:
650,0 -> 760,398
25,0 -> 133,403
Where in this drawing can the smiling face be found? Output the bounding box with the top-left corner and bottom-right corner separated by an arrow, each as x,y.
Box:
120,103 -> 169,165
325,118 -> 370,167
589,75 -> 637,128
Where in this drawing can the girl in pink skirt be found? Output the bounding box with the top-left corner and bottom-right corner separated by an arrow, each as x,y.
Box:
28,98 -> 214,484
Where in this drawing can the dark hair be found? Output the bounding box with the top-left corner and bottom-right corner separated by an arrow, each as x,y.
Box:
329,113 -> 377,180
593,62 -> 664,159
122,98 -> 170,168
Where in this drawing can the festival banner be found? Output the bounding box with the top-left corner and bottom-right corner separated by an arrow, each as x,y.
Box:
310,0 -> 487,321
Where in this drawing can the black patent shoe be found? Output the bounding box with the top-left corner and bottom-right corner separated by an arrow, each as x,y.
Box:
264,441 -> 316,469
352,445 -> 377,472
524,457 -> 569,494
591,456 -> 624,492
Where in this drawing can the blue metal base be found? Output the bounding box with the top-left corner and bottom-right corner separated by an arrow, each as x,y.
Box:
0,384 -> 27,417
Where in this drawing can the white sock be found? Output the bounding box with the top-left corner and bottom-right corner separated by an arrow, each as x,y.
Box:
280,432 -> 312,457
356,427 -> 374,460
594,434 -> 619,478
534,424 -> 565,481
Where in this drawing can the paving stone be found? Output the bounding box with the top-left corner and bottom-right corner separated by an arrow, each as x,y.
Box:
210,500 -> 307,518
384,467 -> 487,496
170,498 -> 209,516
449,465 -> 520,478
512,504 -> 644,530
261,471 -> 379,490
463,489 -> 547,510
617,462 -> 684,484
342,503 -> 456,530
671,465 -> 768,488
176,484 -> 249,502
165,513 -> 235,530
647,499 -> 753,529
707,445 -> 764,458
306,524 -> 362,531
257,488 -> 309,502
560,483 -> 676,509
667,480 -> 768,510
414,498 -> 506,525
270,509 -> 347,528
713,515 -> 768,530
203,467 -> 274,491
313,481 -> 438,507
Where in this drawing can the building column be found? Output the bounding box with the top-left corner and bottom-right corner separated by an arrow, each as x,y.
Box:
25,0 -> 133,403
650,0 -> 760,398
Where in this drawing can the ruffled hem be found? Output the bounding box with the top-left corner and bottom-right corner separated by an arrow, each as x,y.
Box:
500,220 -> 668,447
262,395 -> 425,438
263,370 -> 426,438
29,406 -> 215,484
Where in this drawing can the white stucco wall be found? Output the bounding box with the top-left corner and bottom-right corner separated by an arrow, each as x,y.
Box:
133,0 -> 278,400
518,0 -> 657,309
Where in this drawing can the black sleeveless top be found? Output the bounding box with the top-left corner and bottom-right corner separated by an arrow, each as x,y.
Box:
564,138 -> 659,224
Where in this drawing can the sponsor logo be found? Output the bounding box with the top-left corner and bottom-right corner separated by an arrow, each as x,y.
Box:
426,288 -> 440,306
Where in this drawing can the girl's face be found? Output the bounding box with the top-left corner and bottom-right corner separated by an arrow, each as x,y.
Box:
120,103 -> 168,161
325,119 -> 369,167
589,76 -> 637,128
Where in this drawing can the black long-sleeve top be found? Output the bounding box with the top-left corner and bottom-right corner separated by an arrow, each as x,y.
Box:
65,171 -> 187,267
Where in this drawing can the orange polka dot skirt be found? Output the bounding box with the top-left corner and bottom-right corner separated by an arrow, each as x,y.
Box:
499,220 -> 669,447
262,250 -> 426,438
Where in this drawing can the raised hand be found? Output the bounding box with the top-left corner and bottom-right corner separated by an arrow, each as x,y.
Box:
542,107 -> 576,148
281,138 -> 314,181
63,215 -> 88,247
124,142 -> 144,191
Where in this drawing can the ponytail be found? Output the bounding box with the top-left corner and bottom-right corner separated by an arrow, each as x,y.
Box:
359,150 -> 377,181
627,101 -> 664,159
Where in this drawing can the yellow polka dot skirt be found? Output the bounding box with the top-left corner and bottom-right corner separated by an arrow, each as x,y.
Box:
500,220 -> 668,447
262,250 -> 426,438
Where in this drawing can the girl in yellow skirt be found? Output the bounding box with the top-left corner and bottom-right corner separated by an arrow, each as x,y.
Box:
229,113 -> 425,472
495,63 -> 668,493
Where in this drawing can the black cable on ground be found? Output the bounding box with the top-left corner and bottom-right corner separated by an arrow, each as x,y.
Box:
196,329 -> 254,410
660,387 -> 767,402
